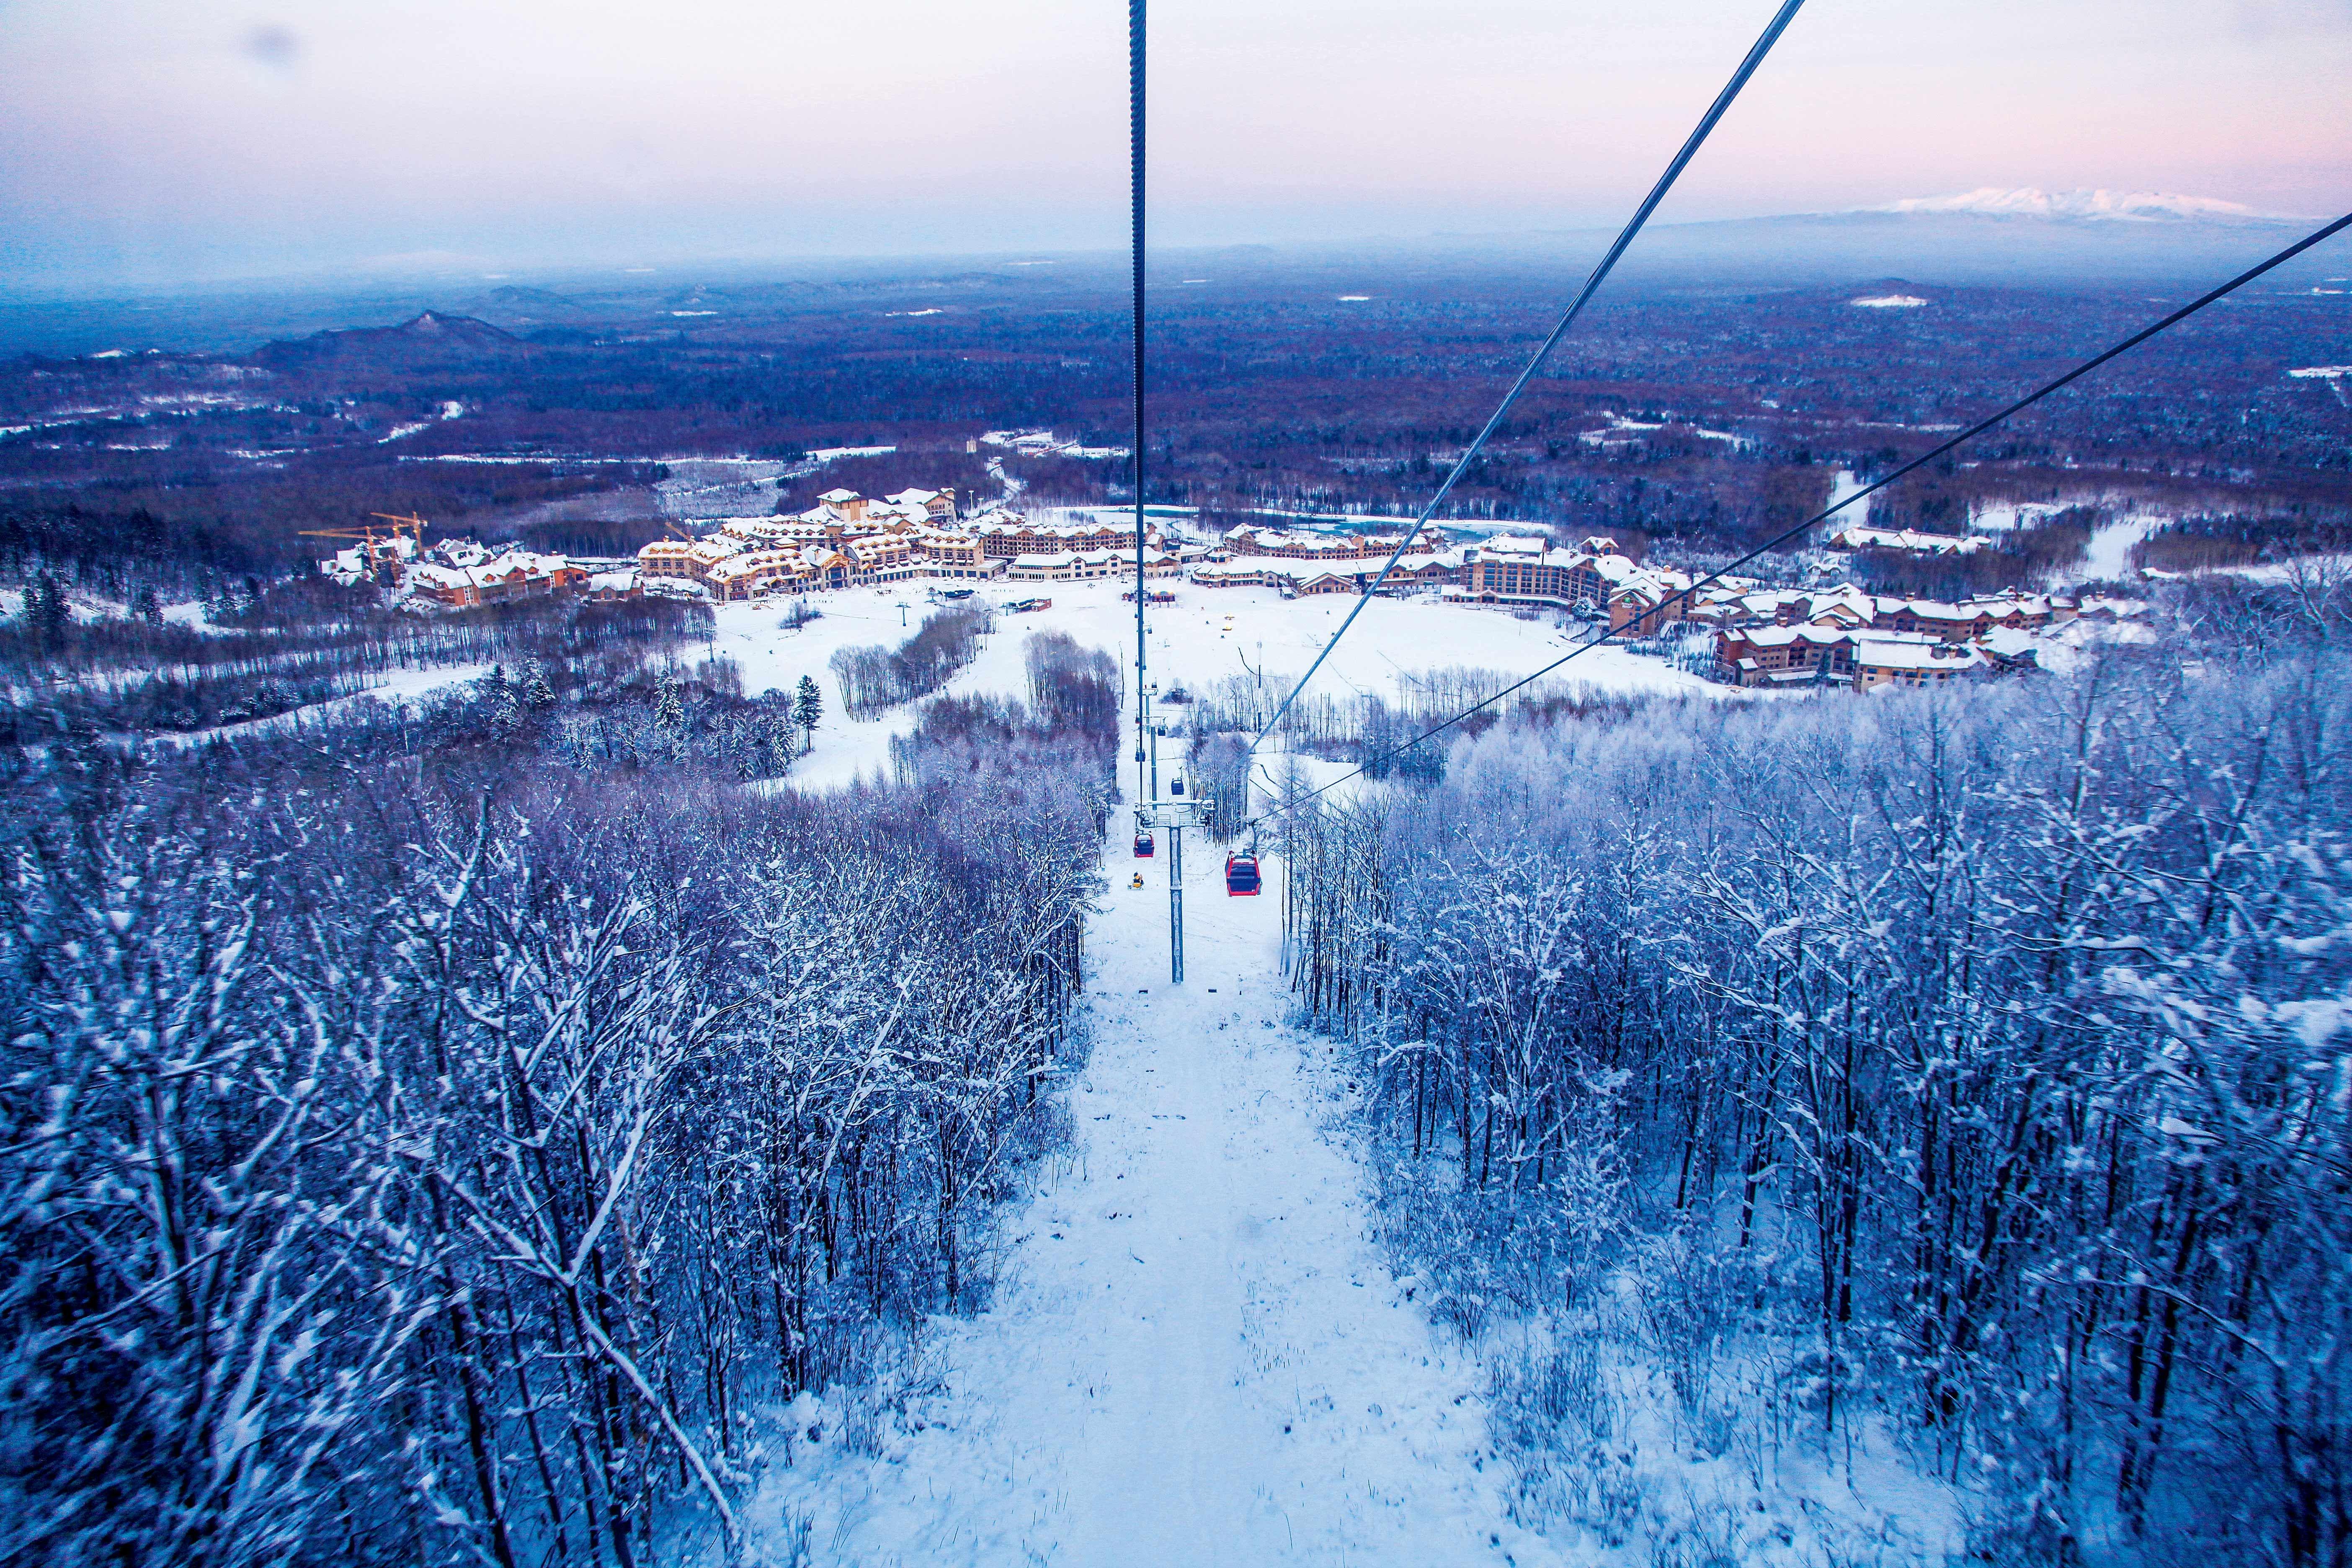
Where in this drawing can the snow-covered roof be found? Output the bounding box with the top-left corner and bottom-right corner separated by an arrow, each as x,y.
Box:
410,549 -> 577,590
1854,640 -> 1988,672
1833,526 -> 1988,555
705,549 -> 804,582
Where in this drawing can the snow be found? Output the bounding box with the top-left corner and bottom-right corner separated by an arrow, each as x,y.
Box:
671,309 -> 718,317
2029,615 -> 2159,673
2289,365 -> 2352,379
1821,469 -> 1872,535
1874,187 -> 2272,222
2083,514 -> 2161,580
1336,294 -> 1371,302
980,430 -> 1130,460
1244,508 -> 1429,530
160,599 -> 227,633
883,308 -> 944,317
2184,552 -> 2352,586
712,578 -> 1720,792
657,459 -> 797,520
1849,295 -> 1928,309
1968,500 -> 2067,534
735,798 -> 1569,1565
153,662 -> 490,747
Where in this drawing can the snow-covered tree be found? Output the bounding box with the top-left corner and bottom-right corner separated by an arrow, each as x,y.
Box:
793,673 -> 822,750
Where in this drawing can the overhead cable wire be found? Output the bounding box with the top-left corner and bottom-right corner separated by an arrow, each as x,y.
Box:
1247,0 -> 1810,755
1130,0 -> 1149,771
1243,206 -> 2352,830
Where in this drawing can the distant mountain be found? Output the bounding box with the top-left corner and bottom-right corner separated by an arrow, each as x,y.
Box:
252,310 -> 533,369
486,285 -> 582,309
1868,187 -> 2296,225
1405,185 -> 2330,286
472,285 -> 594,329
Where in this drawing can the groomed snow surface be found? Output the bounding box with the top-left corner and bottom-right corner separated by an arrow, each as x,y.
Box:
738,798 -> 1568,1566
714,578 -> 1716,792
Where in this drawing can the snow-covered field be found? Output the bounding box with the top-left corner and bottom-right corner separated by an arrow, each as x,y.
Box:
714,579 -> 1719,790
1822,469 -> 1871,535
737,802 -> 1567,1565
2083,513 -> 2163,580
152,661 -> 490,747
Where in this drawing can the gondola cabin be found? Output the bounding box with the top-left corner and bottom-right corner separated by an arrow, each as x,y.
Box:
1134,831 -> 1155,858
1169,776 -> 1185,797
1225,852 -> 1261,896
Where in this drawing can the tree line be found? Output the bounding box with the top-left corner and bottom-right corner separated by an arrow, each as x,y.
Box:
828,603 -> 993,719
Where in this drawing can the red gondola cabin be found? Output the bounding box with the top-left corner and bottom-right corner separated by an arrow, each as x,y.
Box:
1134,832 -> 1155,858
1225,852 -> 1261,896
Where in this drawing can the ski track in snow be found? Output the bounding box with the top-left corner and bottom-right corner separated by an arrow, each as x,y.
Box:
742,797 -> 1565,1566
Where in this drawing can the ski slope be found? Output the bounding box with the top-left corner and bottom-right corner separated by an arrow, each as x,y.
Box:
712,577 -> 1716,791
740,780 -> 1566,1566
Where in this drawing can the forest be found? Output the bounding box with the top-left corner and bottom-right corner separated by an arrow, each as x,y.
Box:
1271,574 -> 2352,1566
0,619 -> 1120,1567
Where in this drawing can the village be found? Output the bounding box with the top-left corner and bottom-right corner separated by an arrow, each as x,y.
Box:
316,481 -> 2149,696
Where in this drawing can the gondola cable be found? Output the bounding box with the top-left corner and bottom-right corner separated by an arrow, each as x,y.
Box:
1130,0 -> 1149,786
1246,0 -> 1811,758
1239,204 -> 2352,833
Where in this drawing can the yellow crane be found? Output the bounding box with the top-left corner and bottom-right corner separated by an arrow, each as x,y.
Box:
298,512 -> 428,582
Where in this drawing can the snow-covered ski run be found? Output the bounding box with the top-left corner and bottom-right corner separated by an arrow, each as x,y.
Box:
742,805 -> 1563,1566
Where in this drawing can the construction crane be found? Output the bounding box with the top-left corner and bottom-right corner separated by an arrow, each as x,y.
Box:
298,511 -> 428,583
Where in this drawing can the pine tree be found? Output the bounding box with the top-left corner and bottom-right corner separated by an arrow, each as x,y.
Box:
794,674 -> 823,752
482,664 -> 522,735
649,677 -> 686,766
130,585 -> 162,625
522,657 -> 556,711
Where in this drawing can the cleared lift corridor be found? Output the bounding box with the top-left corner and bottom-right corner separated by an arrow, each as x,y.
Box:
741,786 -> 1563,1565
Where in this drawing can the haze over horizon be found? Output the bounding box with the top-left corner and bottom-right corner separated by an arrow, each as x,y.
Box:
2,0 -> 2348,295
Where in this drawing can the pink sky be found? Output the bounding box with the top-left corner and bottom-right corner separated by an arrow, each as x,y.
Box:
1,0 -> 2347,289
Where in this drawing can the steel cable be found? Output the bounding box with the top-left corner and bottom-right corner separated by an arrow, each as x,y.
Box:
1246,0 -> 1810,755
1130,0 -> 1149,756
1242,206 -> 2352,830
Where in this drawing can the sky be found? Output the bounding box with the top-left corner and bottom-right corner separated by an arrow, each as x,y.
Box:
0,0 -> 2347,294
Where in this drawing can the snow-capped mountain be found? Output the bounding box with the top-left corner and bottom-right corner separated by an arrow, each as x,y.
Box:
1871,187 -> 2285,224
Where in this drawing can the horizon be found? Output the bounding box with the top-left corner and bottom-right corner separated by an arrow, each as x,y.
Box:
0,186 -> 2329,313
